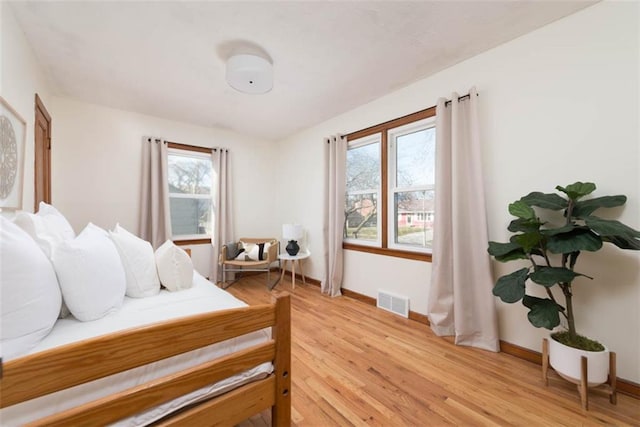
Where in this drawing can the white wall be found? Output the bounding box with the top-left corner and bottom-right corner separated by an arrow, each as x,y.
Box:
276,1 -> 640,382
50,97 -> 279,276
0,3 -> 52,214
5,0 -> 639,383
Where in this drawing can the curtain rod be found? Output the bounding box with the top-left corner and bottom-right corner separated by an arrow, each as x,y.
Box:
148,138 -> 228,153
338,92 -> 478,141
444,92 -> 477,106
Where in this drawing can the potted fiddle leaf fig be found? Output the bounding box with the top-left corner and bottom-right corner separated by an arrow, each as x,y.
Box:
488,182 -> 640,385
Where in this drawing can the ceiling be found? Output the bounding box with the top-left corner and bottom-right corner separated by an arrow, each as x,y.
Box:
9,1 -> 596,141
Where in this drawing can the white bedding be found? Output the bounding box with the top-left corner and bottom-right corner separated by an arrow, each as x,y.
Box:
0,272 -> 272,426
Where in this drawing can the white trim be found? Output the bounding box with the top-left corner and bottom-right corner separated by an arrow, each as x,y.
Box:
167,147 -> 211,160
343,236 -> 382,247
347,189 -> 378,196
392,184 -> 434,193
168,193 -> 212,199
387,116 -> 436,142
348,133 -> 380,149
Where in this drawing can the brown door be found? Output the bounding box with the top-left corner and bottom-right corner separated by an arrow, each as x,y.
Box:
34,94 -> 52,212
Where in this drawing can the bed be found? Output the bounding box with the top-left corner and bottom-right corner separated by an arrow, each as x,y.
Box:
0,271 -> 291,426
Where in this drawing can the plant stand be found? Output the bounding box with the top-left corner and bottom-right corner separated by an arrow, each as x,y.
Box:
542,338 -> 617,410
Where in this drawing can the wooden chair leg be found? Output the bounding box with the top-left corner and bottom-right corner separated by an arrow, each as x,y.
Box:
579,356 -> 589,411
542,338 -> 549,386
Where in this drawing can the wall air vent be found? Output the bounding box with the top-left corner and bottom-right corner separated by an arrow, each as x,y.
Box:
377,290 -> 409,318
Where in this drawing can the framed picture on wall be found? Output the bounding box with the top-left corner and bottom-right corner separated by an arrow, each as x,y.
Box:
0,96 -> 27,210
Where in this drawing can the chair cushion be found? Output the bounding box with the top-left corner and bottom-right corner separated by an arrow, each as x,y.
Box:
225,241 -> 245,260
240,241 -> 270,261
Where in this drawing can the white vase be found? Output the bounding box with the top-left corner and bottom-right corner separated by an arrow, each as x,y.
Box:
549,336 -> 609,387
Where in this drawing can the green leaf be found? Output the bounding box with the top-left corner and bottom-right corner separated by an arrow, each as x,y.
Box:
492,268 -> 529,303
513,232 -> 542,253
495,250 -> 529,262
487,241 -> 520,257
541,224 -> 576,236
521,295 -> 543,309
522,296 -> 562,330
520,192 -> 568,210
602,235 -> 640,250
529,267 -> 583,286
572,195 -> 627,218
488,242 -> 529,262
546,227 -> 602,253
508,218 -> 542,233
556,182 -> 596,201
585,216 -> 640,239
509,200 -> 535,220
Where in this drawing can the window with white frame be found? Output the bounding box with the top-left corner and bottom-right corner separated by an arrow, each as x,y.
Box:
388,117 -> 435,251
344,135 -> 381,245
344,108 -> 436,257
167,148 -> 212,240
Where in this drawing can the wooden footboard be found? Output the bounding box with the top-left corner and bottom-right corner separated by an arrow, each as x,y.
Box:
0,293 -> 291,426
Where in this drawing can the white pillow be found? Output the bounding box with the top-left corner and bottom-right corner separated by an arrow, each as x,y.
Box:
109,224 -> 160,298
239,242 -> 256,260
52,223 -> 126,321
0,217 -> 61,359
241,241 -> 271,261
155,240 -> 193,292
13,202 -> 76,258
14,203 -> 74,319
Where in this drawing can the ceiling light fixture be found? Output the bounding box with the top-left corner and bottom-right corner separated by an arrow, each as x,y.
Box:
226,54 -> 273,94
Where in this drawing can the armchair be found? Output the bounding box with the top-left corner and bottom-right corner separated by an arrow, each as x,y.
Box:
219,237 -> 281,289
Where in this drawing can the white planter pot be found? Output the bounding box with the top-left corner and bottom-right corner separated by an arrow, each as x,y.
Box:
549,336 -> 609,387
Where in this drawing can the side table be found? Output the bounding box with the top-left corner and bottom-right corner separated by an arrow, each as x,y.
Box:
278,251 -> 310,289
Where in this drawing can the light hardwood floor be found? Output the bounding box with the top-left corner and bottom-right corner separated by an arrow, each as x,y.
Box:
227,275 -> 639,426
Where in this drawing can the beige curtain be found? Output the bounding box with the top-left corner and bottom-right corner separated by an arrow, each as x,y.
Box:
322,134 -> 346,296
210,148 -> 234,283
427,87 -> 499,352
140,137 -> 171,249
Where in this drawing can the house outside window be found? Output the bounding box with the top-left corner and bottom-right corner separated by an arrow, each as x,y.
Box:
167,147 -> 212,240
344,107 -> 435,260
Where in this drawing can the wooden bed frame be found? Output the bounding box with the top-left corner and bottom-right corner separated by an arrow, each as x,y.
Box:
0,293 -> 291,426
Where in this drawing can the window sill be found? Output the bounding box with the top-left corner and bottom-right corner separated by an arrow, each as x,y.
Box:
342,242 -> 432,262
174,238 -> 212,246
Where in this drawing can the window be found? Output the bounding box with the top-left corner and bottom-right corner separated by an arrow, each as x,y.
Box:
388,119 -> 435,251
344,108 -> 436,260
345,135 -> 381,245
167,146 -> 212,240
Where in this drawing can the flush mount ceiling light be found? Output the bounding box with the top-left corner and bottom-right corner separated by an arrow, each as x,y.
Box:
226,54 -> 273,94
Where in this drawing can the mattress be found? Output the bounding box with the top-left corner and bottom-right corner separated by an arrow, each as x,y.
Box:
0,272 -> 272,426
